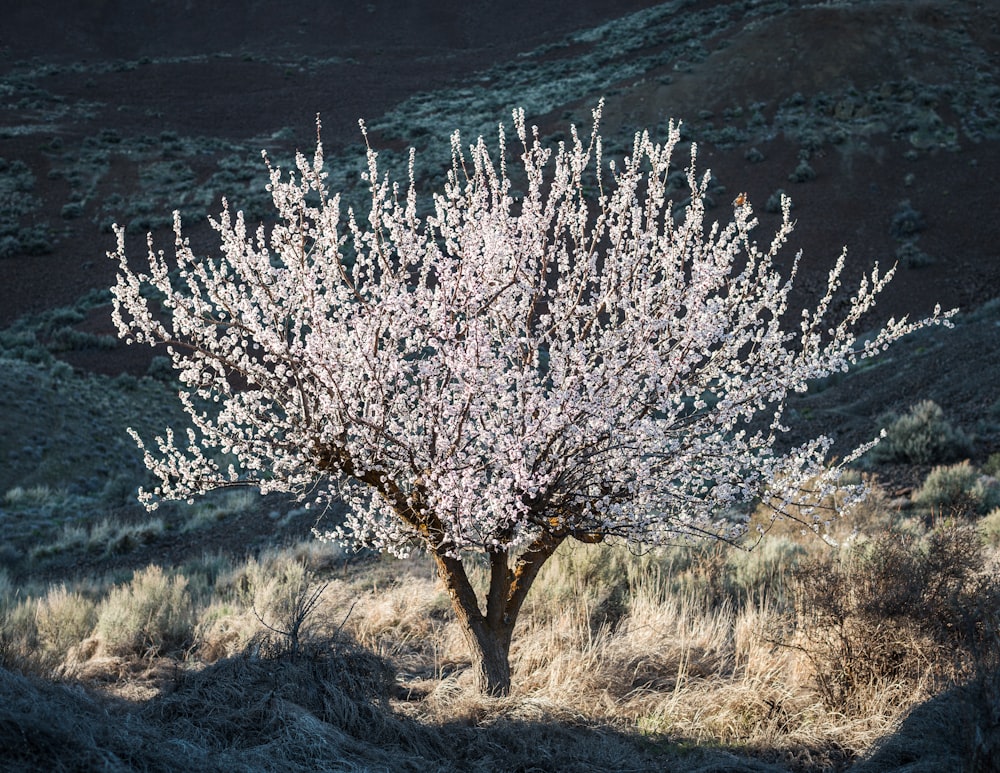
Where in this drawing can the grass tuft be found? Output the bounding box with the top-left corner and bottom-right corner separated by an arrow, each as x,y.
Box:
94,565 -> 194,657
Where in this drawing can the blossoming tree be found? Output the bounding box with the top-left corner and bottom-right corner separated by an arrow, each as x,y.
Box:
111,107 -> 951,695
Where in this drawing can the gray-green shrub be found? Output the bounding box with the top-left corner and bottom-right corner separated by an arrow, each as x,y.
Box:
727,536 -> 806,603
868,400 -> 973,465
984,452 -> 1000,478
0,598 -> 39,672
35,585 -> 97,659
913,461 -> 1000,517
980,508 -> 1000,547
221,553 -> 330,654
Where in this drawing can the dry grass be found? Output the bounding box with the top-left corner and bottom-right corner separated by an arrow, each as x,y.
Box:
2,476 -> 999,771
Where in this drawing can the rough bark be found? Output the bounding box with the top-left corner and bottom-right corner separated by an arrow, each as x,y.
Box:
463,615 -> 515,697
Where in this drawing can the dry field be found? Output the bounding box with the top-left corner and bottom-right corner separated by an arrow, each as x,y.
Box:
2,481 -> 1000,770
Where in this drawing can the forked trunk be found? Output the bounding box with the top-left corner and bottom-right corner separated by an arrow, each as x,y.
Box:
431,532 -> 565,697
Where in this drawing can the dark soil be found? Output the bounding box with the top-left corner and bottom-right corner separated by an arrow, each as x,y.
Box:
1,1 -> 997,358
0,0 -> 660,327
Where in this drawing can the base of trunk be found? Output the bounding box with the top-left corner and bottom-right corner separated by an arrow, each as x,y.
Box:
461,621 -> 513,697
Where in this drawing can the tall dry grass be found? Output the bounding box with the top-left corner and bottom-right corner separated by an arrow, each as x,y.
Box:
1,475 -> 999,771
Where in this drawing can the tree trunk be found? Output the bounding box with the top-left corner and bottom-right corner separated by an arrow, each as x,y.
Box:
430,532 -> 565,697
463,617 -> 514,697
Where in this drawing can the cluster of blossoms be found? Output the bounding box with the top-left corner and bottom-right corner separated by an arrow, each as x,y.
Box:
111,106 -> 953,561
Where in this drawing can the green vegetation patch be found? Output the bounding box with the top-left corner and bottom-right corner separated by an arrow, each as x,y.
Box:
0,351 -> 191,567
869,400 -> 973,466
0,157 -> 51,259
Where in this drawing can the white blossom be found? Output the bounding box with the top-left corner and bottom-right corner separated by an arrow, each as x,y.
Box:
111,106 -> 954,561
